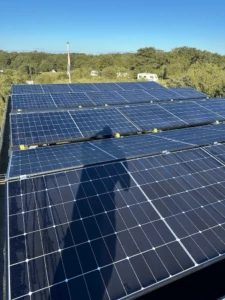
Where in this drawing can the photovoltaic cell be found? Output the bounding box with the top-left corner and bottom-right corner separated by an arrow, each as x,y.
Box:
117,90 -> 157,103
169,87 -> 207,99
69,83 -> 99,92
51,93 -> 94,108
160,101 -> 223,125
12,84 -> 44,94
12,94 -> 56,110
41,84 -> 73,94
10,112 -> 82,146
118,104 -> 185,130
7,148 -> 225,300
69,108 -> 138,137
93,83 -> 123,91
86,91 -> 128,105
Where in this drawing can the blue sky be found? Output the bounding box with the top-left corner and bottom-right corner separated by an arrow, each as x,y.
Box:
1,0 -> 225,54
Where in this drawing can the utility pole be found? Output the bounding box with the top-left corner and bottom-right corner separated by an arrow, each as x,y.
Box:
67,42 -> 71,83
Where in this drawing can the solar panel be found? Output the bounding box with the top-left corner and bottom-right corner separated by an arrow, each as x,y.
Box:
156,125 -> 225,146
69,108 -> 138,138
7,147 -> 225,300
117,90 -> 157,103
197,99 -> 225,117
11,94 -> 56,110
160,101 -> 223,125
41,84 -> 73,94
10,112 -> 83,146
93,83 -> 123,91
118,104 -> 185,131
69,83 -> 99,92
145,89 -> 185,101
169,87 -> 207,99
7,142 -> 114,178
115,82 -> 143,90
12,84 -> 44,94
137,81 -> 164,89
7,133 -> 191,179
86,91 -> 128,105
51,93 -> 95,108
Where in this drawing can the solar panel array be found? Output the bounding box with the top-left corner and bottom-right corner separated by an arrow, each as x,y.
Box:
11,99 -> 225,147
7,82 -> 225,300
8,123 -> 225,179
11,82 -> 209,111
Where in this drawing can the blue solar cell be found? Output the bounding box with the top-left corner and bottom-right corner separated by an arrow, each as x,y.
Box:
117,90 -> 157,103
118,104 -> 185,130
69,108 -> 138,137
11,94 -> 56,110
7,148 -> 225,299
69,83 -> 99,92
41,84 -> 73,93
51,93 -> 94,107
93,83 -> 123,91
10,111 -> 82,146
86,91 -> 128,105
12,84 -> 44,94
160,101 -> 223,125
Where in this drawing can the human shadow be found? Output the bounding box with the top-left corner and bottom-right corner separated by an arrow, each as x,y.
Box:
50,126 -> 131,300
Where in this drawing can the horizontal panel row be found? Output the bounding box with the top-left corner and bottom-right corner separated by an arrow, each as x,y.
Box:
7,123 -> 225,178
10,100 -> 225,147
10,108 -> 139,146
12,82 -> 163,94
7,148 -> 225,299
11,87 -> 208,110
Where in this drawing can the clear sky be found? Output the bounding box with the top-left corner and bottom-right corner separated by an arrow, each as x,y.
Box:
1,0 -> 225,54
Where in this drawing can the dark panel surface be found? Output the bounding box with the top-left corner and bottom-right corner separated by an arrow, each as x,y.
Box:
118,104 -> 185,130
169,87 -> 207,99
41,84 -> 72,94
86,91 -> 128,105
10,111 -> 82,146
7,148 -> 225,299
69,108 -> 138,137
12,84 -> 44,95
8,133 -> 191,178
12,94 -> 56,110
117,90 -> 157,103
69,83 -> 99,92
160,101 -> 223,125
52,93 -> 94,108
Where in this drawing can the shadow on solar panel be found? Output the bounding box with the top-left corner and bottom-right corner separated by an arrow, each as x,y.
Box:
26,127 -> 133,299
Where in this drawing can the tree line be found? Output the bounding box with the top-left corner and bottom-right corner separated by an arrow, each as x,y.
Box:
1,46 -> 225,123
